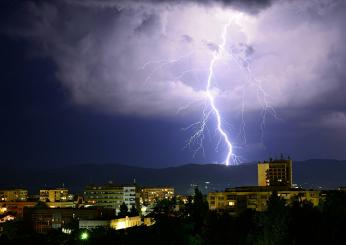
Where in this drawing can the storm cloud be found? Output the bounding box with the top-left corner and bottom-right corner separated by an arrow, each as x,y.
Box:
3,0 -> 346,162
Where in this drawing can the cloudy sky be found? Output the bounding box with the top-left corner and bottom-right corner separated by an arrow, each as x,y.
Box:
1,0 -> 346,167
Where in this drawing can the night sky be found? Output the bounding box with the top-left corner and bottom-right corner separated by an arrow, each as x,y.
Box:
1,0 -> 346,168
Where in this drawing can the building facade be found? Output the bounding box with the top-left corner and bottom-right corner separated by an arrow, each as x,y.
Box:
208,187 -> 320,212
24,207 -> 114,233
209,157 -> 318,212
79,216 -> 155,230
258,158 -> 293,187
84,185 -> 138,213
110,216 -> 141,230
39,188 -> 74,208
139,187 -> 174,206
138,186 -> 174,215
0,189 -> 28,202
0,201 -> 36,217
79,220 -> 110,230
39,188 -> 73,203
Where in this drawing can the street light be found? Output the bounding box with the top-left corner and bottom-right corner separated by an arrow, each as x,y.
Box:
80,231 -> 89,240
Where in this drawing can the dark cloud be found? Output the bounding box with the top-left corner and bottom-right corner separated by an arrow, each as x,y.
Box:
204,41 -> 219,52
213,0 -> 273,14
135,13 -> 161,34
68,0 -> 274,15
244,44 -> 254,56
2,0 -> 346,164
181,34 -> 194,43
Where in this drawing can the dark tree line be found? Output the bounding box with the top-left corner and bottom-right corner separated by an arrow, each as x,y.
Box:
1,189 -> 346,244
118,203 -> 139,218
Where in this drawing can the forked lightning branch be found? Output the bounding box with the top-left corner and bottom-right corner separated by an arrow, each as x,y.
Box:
141,13 -> 276,166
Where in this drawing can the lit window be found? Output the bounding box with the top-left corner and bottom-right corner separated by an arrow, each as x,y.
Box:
228,201 -> 235,206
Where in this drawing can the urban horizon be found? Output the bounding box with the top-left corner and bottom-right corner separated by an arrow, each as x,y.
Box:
1,158 -> 346,244
2,0 -> 346,243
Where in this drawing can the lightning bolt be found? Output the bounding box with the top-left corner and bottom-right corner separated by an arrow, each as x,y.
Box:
184,15 -> 241,165
139,51 -> 196,84
226,40 -> 280,144
204,17 -> 235,166
140,13 -> 278,166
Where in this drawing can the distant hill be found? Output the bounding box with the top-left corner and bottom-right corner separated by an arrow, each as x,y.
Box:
1,159 -> 346,194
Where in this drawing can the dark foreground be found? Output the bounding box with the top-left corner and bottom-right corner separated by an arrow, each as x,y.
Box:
1,190 -> 346,245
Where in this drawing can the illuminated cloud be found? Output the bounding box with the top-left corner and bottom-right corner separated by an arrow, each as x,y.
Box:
5,0 -> 346,130
2,0 -> 346,163
8,0 -> 344,120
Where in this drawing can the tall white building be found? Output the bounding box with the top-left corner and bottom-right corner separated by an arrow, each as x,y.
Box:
84,185 -> 138,213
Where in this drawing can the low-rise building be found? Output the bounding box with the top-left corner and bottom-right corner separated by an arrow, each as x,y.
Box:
139,186 -> 174,215
110,216 -> 141,230
208,187 -> 320,212
0,189 -> 28,202
79,220 -> 110,230
39,188 -> 73,202
207,191 -> 228,210
46,201 -> 75,208
24,207 -> 115,233
0,201 -> 37,217
79,216 -> 155,230
139,187 -> 174,206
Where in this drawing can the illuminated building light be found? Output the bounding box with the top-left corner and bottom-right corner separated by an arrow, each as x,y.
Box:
80,232 -> 89,240
228,201 -> 235,206
116,221 -> 127,230
62,228 -> 72,234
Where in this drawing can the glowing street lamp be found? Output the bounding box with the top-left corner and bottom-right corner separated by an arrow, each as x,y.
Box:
80,231 -> 89,240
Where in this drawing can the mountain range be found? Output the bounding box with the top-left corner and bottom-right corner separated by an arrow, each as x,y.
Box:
1,159 -> 346,194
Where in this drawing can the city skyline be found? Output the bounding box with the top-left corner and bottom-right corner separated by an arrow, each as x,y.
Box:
1,1 -> 346,242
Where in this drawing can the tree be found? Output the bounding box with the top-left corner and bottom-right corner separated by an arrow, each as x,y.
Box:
118,202 -> 129,218
130,204 -> 139,217
288,194 -> 321,245
152,198 -> 176,219
254,191 -> 289,245
1,219 -> 36,241
188,187 -> 209,232
320,191 -> 346,244
267,191 -> 287,213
